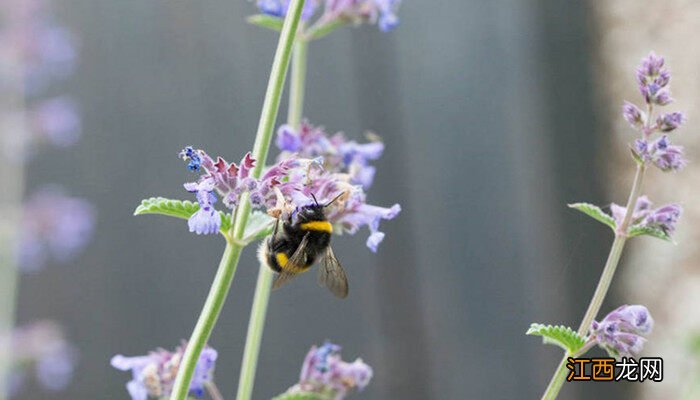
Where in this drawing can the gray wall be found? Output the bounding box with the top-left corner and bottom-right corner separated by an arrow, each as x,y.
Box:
18,0 -> 627,399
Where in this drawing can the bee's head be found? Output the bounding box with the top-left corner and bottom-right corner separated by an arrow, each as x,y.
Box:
295,204 -> 325,222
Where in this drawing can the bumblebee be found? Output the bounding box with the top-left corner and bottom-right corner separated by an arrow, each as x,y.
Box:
260,194 -> 349,298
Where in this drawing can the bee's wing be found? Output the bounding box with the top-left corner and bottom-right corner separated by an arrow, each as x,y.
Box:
272,233 -> 309,291
318,246 -> 349,298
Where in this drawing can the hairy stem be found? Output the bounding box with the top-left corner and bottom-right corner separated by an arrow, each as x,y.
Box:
541,163 -> 646,400
169,1 -> 306,398
236,7 -> 308,400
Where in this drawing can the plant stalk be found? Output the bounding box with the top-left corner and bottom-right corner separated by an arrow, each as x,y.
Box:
540,163 -> 646,400
169,1 -> 306,398
236,9 -> 308,400
287,28 -> 307,129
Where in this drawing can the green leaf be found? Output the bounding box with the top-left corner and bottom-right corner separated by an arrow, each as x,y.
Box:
526,323 -> 587,354
305,19 -> 348,41
134,197 -> 231,232
247,14 -> 284,32
628,224 -> 673,242
244,211 -> 275,241
568,203 -> 616,230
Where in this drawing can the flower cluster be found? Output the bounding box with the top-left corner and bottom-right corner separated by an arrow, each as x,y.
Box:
279,341 -> 372,400
276,121 -> 384,189
591,305 -> 654,359
625,52 -> 686,172
254,0 -> 401,32
0,0 -> 81,153
111,343 -> 218,400
18,186 -> 96,272
276,121 -> 400,251
180,135 -> 400,251
610,195 -> 682,236
1,320 -> 78,396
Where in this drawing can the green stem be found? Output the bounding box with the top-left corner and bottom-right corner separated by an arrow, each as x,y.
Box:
0,58 -> 28,400
287,28 -> 307,129
236,8 -> 308,400
235,267 -> 274,400
541,163 -> 646,400
170,242 -> 243,400
169,1 -> 306,399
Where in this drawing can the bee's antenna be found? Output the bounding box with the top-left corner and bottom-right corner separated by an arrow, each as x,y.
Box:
310,193 -> 320,206
324,192 -> 345,208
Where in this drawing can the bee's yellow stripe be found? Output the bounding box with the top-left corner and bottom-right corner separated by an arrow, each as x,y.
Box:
275,252 -> 309,273
275,252 -> 289,268
300,220 -> 333,233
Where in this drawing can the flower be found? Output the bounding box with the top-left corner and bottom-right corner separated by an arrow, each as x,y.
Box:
18,186 -> 96,272
180,122 -> 400,250
1,320 -> 78,396
255,0 -> 320,20
184,180 -> 221,235
275,121 -> 384,189
656,111 -> 685,132
634,135 -> 686,172
610,196 -> 681,235
622,102 -> 644,129
252,0 -> 401,32
591,305 -> 653,359
111,343 -> 218,400
279,341 -> 372,400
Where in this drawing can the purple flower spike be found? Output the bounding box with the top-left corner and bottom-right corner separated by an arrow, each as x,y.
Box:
3,320 -> 78,396
18,186 -> 95,272
591,305 -> 653,359
281,341 -> 373,399
111,343 -> 218,400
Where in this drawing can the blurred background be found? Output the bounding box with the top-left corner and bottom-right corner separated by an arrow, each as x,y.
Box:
1,0 -> 698,399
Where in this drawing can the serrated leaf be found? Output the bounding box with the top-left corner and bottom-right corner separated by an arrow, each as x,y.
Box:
244,211 -> 275,241
305,19 -> 348,41
526,323 -> 586,354
134,197 -> 231,232
568,203 -> 616,230
247,14 -> 284,31
628,224 -> 673,242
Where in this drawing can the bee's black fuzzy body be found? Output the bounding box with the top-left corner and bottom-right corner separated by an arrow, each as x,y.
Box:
263,204 -> 332,274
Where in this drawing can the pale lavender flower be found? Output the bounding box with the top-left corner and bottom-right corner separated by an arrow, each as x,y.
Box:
184,180 -> 221,235
18,186 -> 95,272
644,203 -> 682,235
591,305 -> 653,359
280,342 -> 372,400
610,195 -> 681,235
111,343 -> 218,400
622,101 -> 644,129
323,0 -> 401,31
256,0 -> 320,20
635,135 -> 687,172
656,111 -> 685,132
2,320 -> 78,396
253,0 -> 401,31
276,121 -> 384,189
